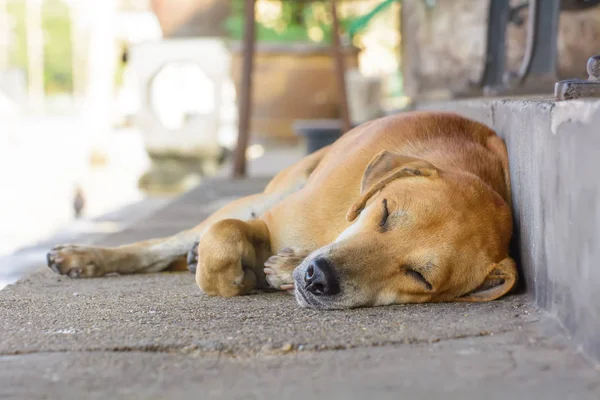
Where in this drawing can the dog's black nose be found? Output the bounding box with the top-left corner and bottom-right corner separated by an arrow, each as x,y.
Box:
304,258 -> 340,296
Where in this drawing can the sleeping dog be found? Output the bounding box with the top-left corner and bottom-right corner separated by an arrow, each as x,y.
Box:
47,112 -> 517,309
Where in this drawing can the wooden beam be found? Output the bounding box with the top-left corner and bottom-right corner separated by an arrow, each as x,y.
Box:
232,0 -> 256,178
330,0 -> 351,134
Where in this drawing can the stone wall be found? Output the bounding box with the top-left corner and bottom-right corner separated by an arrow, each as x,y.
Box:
401,0 -> 600,98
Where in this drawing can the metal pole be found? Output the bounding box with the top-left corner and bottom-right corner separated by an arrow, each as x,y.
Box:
232,0 -> 256,178
517,0 -> 559,83
330,0 -> 351,134
479,0 -> 510,89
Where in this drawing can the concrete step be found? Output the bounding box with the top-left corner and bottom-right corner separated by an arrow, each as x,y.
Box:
415,97 -> 600,363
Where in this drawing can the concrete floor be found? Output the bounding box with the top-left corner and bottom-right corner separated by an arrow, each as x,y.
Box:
1,177 -> 598,399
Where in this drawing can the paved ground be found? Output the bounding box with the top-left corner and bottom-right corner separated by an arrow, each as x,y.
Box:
1,172 -> 599,399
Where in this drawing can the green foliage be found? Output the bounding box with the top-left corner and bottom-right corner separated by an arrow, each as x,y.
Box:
224,0 -> 357,43
42,0 -> 73,93
7,0 -> 73,94
348,0 -> 401,38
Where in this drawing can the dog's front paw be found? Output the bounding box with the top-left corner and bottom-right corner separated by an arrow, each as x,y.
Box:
186,241 -> 200,274
264,247 -> 308,291
46,245 -> 104,278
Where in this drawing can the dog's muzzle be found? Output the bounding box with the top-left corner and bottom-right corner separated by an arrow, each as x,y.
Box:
303,257 -> 340,296
293,256 -> 342,308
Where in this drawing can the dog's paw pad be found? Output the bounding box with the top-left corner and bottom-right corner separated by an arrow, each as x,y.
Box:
263,248 -> 307,291
186,241 -> 200,274
46,245 -> 100,278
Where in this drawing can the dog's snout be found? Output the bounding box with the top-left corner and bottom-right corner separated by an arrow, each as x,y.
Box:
304,258 -> 340,296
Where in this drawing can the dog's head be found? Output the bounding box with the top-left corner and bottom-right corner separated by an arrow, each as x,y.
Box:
293,150 -> 516,309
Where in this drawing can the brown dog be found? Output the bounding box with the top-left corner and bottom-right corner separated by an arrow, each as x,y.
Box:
46,112 -> 517,309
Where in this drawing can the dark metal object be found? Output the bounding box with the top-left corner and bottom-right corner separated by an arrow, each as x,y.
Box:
294,119 -> 343,154
458,0 -> 564,97
479,0 -> 511,90
484,0 -> 560,95
330,0 -> 351,134
232,0 -> 256,178
515,0 -> 560,85
555,55 -> 600,100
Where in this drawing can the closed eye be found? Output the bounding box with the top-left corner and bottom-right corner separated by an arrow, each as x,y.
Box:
405,268 -> 433,290
379,199 -> 390,227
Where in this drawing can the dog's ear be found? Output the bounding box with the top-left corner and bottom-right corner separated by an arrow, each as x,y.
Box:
347,151 -> 438,222
456,258 -> 518,302
359,151 -> 436,194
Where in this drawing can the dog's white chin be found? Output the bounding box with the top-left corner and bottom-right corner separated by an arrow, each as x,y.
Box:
373,291 -> 398,306
293,289 -> 311,308
296,293 -> 314,308
293,284 -> 370,310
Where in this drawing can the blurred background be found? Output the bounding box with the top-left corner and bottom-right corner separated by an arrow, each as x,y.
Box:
1,0 -> 600,287
0,0 -> 403,272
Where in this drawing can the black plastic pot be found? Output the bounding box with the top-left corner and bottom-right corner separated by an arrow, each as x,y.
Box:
293,119 -> 351,154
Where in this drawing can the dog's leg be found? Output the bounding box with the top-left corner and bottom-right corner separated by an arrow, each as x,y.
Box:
195,218 -> 272,297
46,192 -> 281,278
264,247 -> 310,291
46,145 -> 331,279
47,233 -> 199,278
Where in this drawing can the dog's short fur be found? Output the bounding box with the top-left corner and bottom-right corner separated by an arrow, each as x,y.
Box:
47,112 -> 517,309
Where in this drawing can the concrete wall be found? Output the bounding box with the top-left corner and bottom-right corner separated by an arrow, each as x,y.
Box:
415,98 -> 600,362
401,0 -> 600,99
